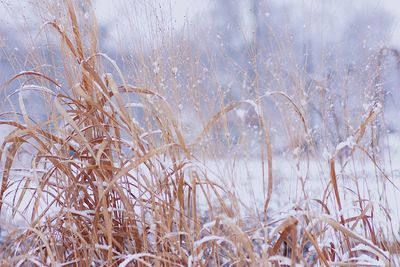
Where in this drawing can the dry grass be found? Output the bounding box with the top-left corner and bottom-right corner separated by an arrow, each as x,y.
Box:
0,1 -> 399,266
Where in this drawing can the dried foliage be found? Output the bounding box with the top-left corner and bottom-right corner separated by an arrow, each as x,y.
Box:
0,1 -> 398,266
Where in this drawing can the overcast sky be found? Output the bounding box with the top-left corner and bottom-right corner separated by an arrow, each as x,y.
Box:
91,0 -> 400,46
1,1 -> 400,47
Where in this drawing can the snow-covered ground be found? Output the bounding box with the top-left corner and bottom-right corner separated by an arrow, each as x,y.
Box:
1,120 -> 400,267
200,149 -> 400,236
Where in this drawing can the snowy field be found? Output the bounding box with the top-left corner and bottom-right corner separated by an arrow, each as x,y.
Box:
1,122 -> 400,265
2,0 -> 400,265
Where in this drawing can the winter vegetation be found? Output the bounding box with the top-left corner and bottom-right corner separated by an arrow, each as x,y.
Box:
1,0 -> 400,266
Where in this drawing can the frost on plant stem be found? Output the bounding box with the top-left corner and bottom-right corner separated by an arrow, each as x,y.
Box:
336,135 -> 356,151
